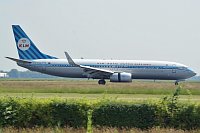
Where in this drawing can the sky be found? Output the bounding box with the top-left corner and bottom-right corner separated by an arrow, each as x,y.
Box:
0,0 -> 200,75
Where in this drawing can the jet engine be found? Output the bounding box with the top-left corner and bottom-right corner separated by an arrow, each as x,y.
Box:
110,72 -> 132,82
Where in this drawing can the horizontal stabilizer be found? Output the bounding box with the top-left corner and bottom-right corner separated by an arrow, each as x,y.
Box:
6,57 -> 32,63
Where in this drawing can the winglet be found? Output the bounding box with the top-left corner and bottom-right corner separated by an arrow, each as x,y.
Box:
64,52 -> 79,66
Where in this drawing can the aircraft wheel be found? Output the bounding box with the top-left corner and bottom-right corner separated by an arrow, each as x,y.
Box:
175,81 -> 179,85
98,79 -> 106,85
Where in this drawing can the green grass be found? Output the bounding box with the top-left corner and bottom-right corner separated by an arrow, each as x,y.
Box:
0,79 -> 200,94
0,93 -> 198,102
0,79 -> 200,102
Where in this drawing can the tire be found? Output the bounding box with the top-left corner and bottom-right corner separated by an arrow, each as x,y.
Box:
175,82 -> 178,85
98,79 -> 106,85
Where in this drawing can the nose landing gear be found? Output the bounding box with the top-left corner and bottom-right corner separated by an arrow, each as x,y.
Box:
175,79 -> 185,85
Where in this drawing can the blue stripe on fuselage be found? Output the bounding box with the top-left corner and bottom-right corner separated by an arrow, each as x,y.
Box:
25,63 -> 180,70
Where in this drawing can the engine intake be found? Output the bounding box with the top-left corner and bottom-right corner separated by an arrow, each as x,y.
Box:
110,72 -> 132,82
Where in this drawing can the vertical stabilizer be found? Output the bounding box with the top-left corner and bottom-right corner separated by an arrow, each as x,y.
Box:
12,25 -> 57,60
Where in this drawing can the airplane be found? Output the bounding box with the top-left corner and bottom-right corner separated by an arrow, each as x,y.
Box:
6,25 -> 196,85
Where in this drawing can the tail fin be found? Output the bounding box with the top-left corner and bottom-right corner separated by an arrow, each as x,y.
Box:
12,25 -> 57,60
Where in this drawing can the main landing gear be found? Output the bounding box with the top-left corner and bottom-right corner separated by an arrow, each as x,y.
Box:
175,81 -> 179,85
98,79 -> 106,85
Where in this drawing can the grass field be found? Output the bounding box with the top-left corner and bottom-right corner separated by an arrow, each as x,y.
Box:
0,79 -> 200,101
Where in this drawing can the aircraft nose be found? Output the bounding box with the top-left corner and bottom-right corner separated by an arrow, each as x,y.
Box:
189,69 -> 196,77
185,68 -> 196,78
191,71 -> 197,77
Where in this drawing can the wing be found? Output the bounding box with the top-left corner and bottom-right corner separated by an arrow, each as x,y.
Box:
64,52 -> 114,79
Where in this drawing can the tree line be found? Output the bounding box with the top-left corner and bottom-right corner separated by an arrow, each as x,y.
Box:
2,69 -> 58,78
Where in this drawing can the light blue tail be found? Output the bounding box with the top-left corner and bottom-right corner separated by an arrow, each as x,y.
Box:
12,25 -> 57,60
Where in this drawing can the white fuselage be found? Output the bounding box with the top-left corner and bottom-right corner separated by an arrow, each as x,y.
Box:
17,59 -> 196,80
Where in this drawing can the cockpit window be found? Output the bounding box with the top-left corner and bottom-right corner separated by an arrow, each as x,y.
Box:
187,67 -> 194,72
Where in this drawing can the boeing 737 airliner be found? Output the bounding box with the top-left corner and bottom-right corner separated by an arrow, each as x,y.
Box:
7,25 -> 196,85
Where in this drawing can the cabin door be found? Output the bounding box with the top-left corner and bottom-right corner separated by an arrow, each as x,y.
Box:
172,64 -> 176,73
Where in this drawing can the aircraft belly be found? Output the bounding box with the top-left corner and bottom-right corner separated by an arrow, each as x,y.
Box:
130,69 -> 178,80
43,67 -> 85,78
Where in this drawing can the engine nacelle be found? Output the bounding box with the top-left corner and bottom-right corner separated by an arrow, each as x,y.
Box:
110,72 -> 132,82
